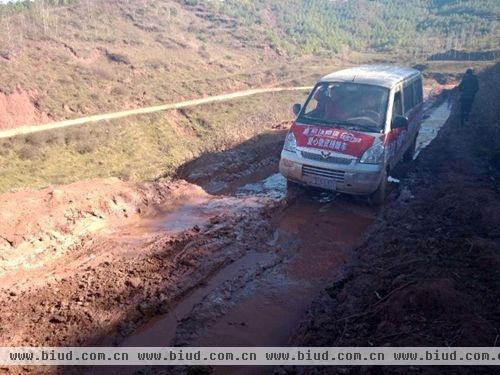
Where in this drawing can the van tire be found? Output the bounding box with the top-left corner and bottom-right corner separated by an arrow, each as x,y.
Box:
403,136 -> 417,162
286,180 -> 304,199
370,170 -> 387,206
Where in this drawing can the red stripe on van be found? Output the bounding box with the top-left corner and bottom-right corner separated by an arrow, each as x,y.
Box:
292,123 -> 376,158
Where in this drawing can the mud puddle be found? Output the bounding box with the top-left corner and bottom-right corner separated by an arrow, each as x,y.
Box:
235,173 -> 287,199
112,195 -> 216,237
121,250 -> 277,348
185,192 -> 376,375
120,177 -> 286,349
117,174 -> 376,374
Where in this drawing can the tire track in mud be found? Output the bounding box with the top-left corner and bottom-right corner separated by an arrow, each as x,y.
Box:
0,197 -> 281,348
177,190 -> 376,345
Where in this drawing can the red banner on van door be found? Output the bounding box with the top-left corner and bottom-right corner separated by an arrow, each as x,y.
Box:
292,123 -> 376,158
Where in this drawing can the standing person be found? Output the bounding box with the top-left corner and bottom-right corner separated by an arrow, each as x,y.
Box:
458,68 -> 479,126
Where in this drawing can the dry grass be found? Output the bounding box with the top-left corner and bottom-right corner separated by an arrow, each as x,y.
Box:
0,90 -> 308,193
0,0 -> 328,125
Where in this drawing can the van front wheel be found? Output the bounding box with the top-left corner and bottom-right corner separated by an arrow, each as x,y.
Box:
370,170 -> 387,206
286,180 -> 304,199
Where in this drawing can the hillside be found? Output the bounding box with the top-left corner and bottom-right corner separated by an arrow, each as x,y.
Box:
0,0 -> 497,193
202,0 -> 499,55
0,0 -> 498,128
0,0 -> 318,127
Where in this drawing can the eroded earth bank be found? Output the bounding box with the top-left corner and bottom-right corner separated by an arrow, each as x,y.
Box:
0,67 -> 498,375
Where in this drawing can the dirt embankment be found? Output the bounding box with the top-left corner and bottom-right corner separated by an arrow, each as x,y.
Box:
0,119 -> 287,365
0,178 -> 202,279
177,121 -> 290,194
0,88 -> 49,130
0,183 -> 280,353
290,64 -> 500,374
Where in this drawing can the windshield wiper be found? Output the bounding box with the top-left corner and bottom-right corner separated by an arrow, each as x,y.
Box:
299,117 -> 347,128
345,123 -> 380,132
298,117 -> 378,132
300,117 -> 351,129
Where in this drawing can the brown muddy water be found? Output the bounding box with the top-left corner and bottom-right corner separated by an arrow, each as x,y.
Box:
115,178 -> 376,375
110,92 -> 451,374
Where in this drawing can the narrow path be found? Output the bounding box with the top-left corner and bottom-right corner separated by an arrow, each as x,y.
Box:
0,86 -> 311,139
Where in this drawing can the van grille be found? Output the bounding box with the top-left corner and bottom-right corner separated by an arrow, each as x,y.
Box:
302,165 -> 345,182
301,151 -> 352,165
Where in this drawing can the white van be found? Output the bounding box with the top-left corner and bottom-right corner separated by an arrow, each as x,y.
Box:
279,65 -> 423,204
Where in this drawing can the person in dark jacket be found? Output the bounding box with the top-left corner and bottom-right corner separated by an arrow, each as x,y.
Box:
458,68 -> 479,126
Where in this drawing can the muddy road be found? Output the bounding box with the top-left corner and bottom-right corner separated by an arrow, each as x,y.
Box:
0,86 -> 452,375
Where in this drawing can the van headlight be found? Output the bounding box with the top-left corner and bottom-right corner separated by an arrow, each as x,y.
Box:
283,132 -> 297,153
359,140 -> 385,164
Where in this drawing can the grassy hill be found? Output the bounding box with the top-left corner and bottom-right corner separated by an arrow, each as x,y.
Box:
0,89 -> 308,193
0,0 -> 497,123
204,0 -> 499,55
0,0 -> 318,124
0,0 -> 497,193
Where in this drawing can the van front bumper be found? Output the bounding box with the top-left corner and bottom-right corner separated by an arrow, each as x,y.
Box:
279,150 -> 383,195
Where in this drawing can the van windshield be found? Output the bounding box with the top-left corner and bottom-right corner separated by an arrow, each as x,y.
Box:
298,82 -> 389,132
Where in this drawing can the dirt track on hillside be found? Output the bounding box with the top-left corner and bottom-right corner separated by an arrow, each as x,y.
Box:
0,86 -> 311,139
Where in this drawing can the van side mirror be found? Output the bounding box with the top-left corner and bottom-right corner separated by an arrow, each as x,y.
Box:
292,103 -> 302,116
392,115 -> 409,129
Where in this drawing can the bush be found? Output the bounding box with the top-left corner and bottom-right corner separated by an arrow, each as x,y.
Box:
74,141 -> 95,154
105,52 -> 131,65
17,145 -> 41,160
111,86 -> 126,96
118,168 -> 132,181
45,131 -> 65,145
63,128 -> 87,144
0,141 -> 12,156
24,132 -> 47,146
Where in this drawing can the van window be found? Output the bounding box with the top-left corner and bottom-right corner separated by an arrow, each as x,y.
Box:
403,81 -> 414,113
413,77 -> 423,105
392,91 -> 403,118
299,82 -> 389,132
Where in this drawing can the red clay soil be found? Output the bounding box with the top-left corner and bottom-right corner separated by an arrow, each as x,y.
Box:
0,140 -> 284,375
0,179 -> 279,358
0,88 -> 49,129
290,65 -> 500,374
0,178 -> 207,278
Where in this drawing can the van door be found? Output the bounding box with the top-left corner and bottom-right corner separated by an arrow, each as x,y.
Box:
402,77 -> 424,153
410,76 -> 424,138
386,89 -> 405,168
